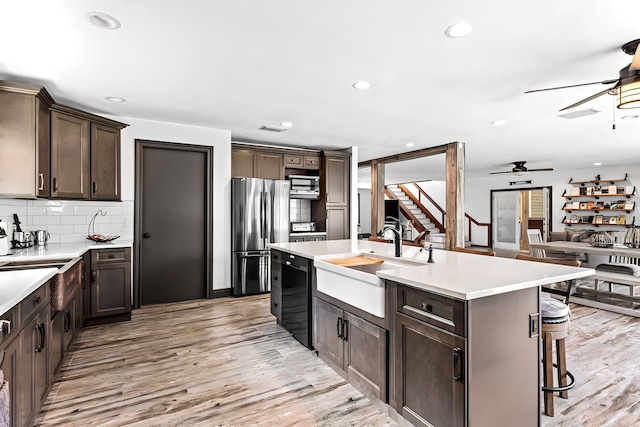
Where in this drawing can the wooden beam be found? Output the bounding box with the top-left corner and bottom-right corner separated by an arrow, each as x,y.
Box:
358,144 -> 449,168
445,142 -> 465,250
370,160 -> 386,236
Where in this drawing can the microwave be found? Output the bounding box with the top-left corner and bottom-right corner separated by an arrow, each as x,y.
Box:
287,175 -> 320,199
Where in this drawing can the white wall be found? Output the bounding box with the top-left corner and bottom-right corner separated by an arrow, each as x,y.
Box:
112,116 -> 232,291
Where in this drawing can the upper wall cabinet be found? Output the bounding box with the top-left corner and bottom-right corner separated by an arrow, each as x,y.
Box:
50,105 -> 126,201
231,147 -> 283,180
0,81 -> 54,199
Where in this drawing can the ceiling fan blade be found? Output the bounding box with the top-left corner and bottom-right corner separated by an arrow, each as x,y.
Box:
525,79 -> 619,94
558,85 -> 618,111
526,168 -> 554,172
489,171 -> 513,175
629,44 -> 640,71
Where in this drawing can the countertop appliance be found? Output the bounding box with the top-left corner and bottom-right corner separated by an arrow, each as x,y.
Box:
287,175 -> 320,199
291,222 -> 316,232
232,177 -> 290,296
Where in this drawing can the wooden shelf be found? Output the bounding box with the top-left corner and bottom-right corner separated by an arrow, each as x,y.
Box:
562,208 -> 634,213
568,173 -> 628,186
563,222 -> 634,228
562,193 -> 635,199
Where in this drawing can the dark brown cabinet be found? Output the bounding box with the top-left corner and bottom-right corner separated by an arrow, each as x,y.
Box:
314,298 -> 387,401
391,282 -> 540,427
51,110 -> 91,199
313,151 -> 351,240
91,123 -> 121,200
50,105 -> 126,201
326,207 -> 349,240
2,282 -> 52,427
284,153 -> 320,170
51,288 -> 81,376
0,81 -> 53,199
231,146 -> 284,179
86,247 -> 132,324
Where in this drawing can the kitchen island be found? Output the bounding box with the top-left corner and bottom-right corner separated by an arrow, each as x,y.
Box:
270,239 -> 594,426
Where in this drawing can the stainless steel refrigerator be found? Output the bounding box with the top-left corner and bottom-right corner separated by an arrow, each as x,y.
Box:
231,177 -> 290,296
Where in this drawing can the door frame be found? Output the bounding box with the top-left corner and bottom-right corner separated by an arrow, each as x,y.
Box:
490,186 -> 552,250
134,139 -> 214,308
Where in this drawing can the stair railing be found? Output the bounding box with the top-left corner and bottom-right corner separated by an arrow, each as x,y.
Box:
399,183 -> 492,248
384,188 -> 428,235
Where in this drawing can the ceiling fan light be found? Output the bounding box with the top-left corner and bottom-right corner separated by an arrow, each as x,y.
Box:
617,80 -> 640,109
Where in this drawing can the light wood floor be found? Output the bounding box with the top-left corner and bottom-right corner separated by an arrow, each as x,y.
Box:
35,295 -> 640,426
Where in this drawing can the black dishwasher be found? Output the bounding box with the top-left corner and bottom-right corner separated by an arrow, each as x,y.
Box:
281,253 -> 311,348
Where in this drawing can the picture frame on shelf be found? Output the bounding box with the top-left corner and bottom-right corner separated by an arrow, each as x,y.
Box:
594,215 -> 603,224
587,201 -> 595,209
609,216 -> 618,225
579,202 -> 588,209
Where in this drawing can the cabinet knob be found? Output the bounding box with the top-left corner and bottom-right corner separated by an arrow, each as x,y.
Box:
33,296 -> 42,304
108,254 -> 114,259
143,233 -> 151,238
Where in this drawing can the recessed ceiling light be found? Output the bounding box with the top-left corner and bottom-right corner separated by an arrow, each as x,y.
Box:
621,115 -> 639,120
86,12 -> 121,30
593,162 -> 602,166
352,81 -> 371,90
491,119 -> 506,126
405,143 -> 415,147
105,96 -> 126,103
445,22 -> 472,38
280,121 -> 293,128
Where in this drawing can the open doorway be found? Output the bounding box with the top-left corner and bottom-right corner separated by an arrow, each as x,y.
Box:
490,187 -> 552,251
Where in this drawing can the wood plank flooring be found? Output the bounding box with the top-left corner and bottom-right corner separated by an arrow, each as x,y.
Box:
35,295 -> 640,426
35,295 -> 398,426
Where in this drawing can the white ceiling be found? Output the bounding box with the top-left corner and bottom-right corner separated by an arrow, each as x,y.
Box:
1,0 -> 639,182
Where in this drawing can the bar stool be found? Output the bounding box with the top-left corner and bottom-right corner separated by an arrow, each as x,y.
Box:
540,296 -> 575,417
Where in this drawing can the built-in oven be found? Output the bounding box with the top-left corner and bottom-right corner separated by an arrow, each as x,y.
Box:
287,175 -> 320,199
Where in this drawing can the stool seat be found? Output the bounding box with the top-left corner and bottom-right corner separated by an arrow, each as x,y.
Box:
541,297 -> 570,319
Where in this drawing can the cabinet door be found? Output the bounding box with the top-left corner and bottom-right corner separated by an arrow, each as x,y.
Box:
50,311 -> 64,376
284,154 -> 303,168
257,152 -> 283,179
395,312 -> 465,427
51,111 -> 90,199
90,123 -> 121,200
271,261 -> 282,321
0,336 -> 20,427
62,295 -> 76,352
314,298 -> 344,368
324,155 -> 349,206
90,263 -> 132,318
0,91 -> 37,198
232,149 -> 256,178
343,312 -> 387,402
36,99 -> 51,198
326,206 -> 349,240
32,308 -> 51,414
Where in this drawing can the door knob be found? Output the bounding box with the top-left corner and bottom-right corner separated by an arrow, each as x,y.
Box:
143,233 -> 151,238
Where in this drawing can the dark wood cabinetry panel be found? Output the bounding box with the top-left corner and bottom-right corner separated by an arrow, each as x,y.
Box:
90,123 -> 121,200
50,111 -> 91,199
37,101 -> 51,198
326,207 -> 349,240
314,297 -> 387,401
0,83 -> 53,198
232,149 -> 257,178
256,152 -> 284,179
88,248 -> 132,322
271,254 -> 282,322
395,312 -> 465,427
324,154 -> 350,206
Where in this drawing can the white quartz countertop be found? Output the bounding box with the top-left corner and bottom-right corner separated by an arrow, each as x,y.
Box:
0,240 -> 133,317
0,240 -> 133,264
0,268 -> 58,316
270,240 -> 595,300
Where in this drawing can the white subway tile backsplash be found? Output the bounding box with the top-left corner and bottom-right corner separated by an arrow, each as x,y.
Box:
0,199 -> 134,243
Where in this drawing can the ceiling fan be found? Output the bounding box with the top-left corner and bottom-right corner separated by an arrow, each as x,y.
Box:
490,161 -> 554,175
525,39 -> 640,111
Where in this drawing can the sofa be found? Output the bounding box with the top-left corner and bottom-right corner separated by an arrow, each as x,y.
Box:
546,229 -> 596,261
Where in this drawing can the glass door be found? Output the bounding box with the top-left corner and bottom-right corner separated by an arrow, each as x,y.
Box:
492,191 -> 521,250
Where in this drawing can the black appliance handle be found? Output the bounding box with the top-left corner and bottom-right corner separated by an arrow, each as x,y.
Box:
284,260 -> 307,272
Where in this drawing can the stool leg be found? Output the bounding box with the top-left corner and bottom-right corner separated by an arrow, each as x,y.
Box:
556,337 -> 568,399
543,333 -> 554,416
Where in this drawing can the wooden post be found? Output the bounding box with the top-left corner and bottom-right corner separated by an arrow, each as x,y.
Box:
445,142 -> 465,250
371,160 -> 386,237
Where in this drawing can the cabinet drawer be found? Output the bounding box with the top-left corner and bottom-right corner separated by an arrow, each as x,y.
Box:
91,248 -> 131,264
284,154 -> 303,167
303,155 -> 320,169
396,284 -> 466,337
282,252 -> 308,270
20,283 -> 49,323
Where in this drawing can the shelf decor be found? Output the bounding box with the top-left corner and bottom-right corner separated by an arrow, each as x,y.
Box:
624,226 -> 640,249
87,209 -> 120,243
590,231 -> 614,248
